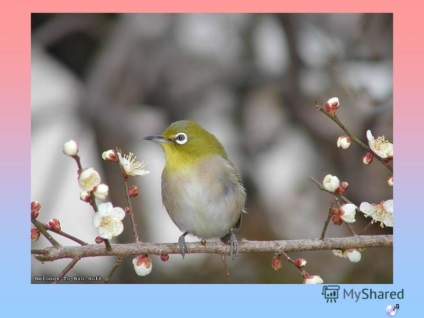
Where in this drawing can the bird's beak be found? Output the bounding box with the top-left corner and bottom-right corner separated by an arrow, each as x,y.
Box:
144,135 -> 168,143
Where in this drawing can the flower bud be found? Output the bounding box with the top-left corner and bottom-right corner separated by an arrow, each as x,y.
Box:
325,97 -> 340,116
31,228 -> 40,241
31,201 -> 41,218
337,135 -> 351,149
48,218 -> 61,232
128,185 -> 138,198
93,184 -> 109,200
63,140 -> 79,156
339,181 -> 349,191
271,255 -> 283,271
80,191 -> 91,203
388,176 -> 393,187
303,274 -> 324,284
362,152 -> 374,165
331,214 -> 343,225
335,181 -> 349,194
333,249 -> 362,263
133,254 -> 153,276
295,258 -> 307,267
339,203 -> 357,223
102,149 -> 118,162
160,253 -> 169,262
346,249 -> 362,262
323,174 -> 340,192
95,236 -> 104,244
78,168 -> 101,191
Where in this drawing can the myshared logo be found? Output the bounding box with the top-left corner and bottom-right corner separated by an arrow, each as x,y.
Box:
321,286 -> 403,316
322,285 -> 340,303
343,288 -> 404,302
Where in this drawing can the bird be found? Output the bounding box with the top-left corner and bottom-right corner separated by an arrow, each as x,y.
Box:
145,120 -> 246,259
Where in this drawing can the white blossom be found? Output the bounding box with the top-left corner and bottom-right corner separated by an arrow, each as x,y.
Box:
93,202 -> 125,239
366,130 -> 393,159
118,152 -> 150,177
360,200 -> 393,227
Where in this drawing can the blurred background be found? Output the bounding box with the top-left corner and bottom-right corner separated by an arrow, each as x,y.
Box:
31,13 -> 393,283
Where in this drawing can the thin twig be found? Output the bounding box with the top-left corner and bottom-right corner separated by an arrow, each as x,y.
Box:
281,252 -> 307,276
359,220 -> 374,235
117,154 -> 141,243
309,177 -> 353,204
32,217 -> 61,248
52,257 -> 81,284
320,207 -> 333,240
220,254 -> 231,282
73,154 -> 83,172
315,103 -> 393,172
344,222 -> 357,236
122,176 -> 140,243
39,222 -> 88,246
104,256 -> 125,283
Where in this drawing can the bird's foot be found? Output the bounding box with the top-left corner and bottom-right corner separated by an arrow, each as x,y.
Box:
178,232 -> 188,258
220,230 -> 238,260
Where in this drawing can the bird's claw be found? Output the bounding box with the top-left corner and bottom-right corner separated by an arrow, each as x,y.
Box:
221,230 -> 238,260
178,233 -> 188,258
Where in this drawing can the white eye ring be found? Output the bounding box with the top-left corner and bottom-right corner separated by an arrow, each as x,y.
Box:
174,132 -> 188,145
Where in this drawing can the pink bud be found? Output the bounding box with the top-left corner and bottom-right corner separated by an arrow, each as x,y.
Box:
362,152 -> 374,165
295,258 -> 307,267
335,181 -> 349,194
337,135 -> 351,149
133,254 -> 153,276
160,253 -> 169,262
271,255 -> 283,270
48,218 -> 61,232
102,149 -> 118,162
95,236 -> 104,244
325,97 -> 340,116
31,228 -> 40,241
128,185 -> 139,198
80,191 -> 91,203
331,214 -> 343,225
31,201 -> 41,218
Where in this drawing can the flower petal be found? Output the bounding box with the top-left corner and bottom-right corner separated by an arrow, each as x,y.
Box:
98,202 -> 113,216
93,213 -> 101,228
110,207 -> 126,221
383,200 -> 393,213
98,226 -> 113,240
109,222 -> 124,237
359,202 -> 373,215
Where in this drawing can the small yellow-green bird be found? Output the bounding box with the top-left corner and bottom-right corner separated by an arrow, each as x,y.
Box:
145,120 -> 246,258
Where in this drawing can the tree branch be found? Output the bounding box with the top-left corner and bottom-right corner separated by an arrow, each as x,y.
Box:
33,235 -> 392,262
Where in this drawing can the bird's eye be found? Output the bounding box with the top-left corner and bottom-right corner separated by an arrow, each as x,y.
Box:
174,133 -> 188,145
